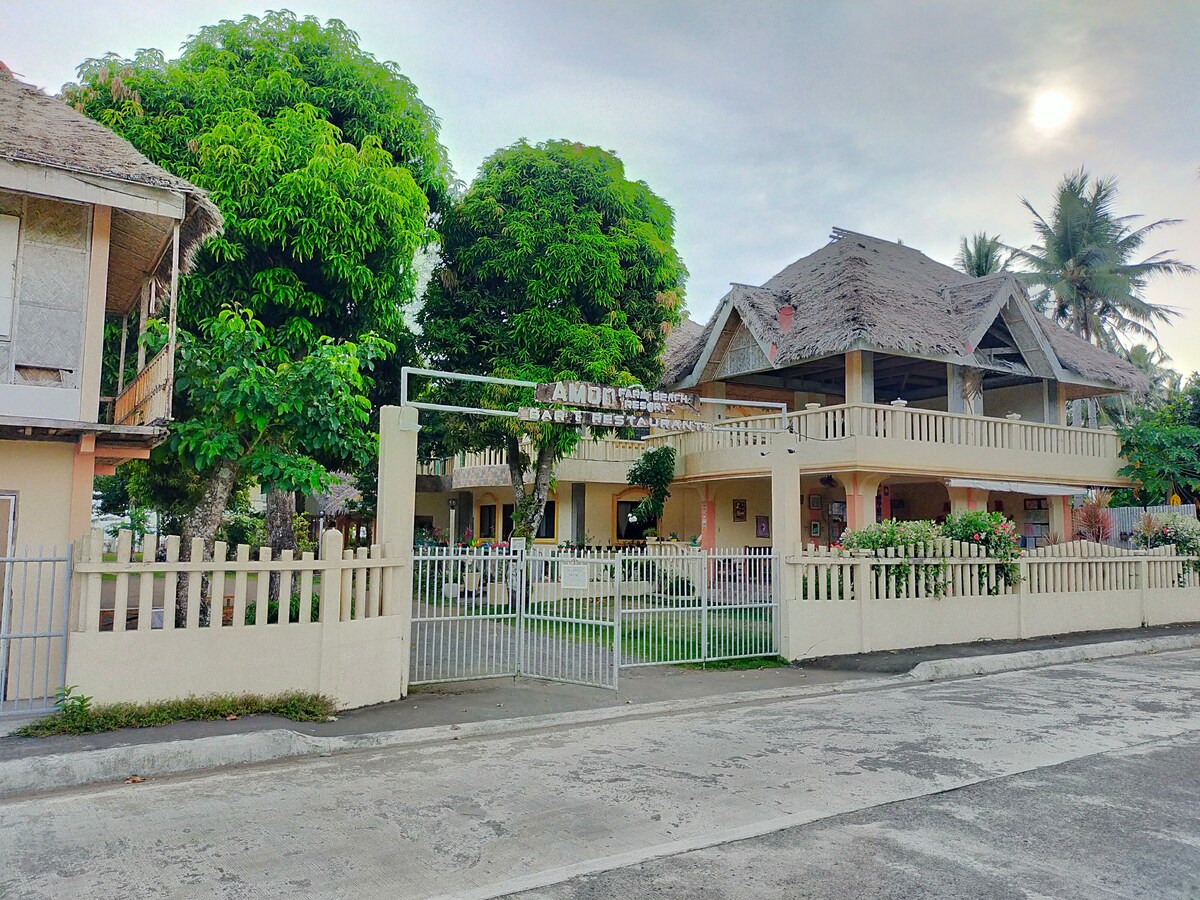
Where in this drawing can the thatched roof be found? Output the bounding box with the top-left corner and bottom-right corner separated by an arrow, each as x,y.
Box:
0,72 -> 222,287
668,228 -> 1148,394
662,316 -> 706,385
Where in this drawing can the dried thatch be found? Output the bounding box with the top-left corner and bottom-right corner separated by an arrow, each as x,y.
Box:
661,316 -> 706,384
668,228 -> 1148,394
0,72 -> 222,282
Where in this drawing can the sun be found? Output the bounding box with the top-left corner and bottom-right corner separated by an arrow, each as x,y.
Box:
1028,90 -> 1075,133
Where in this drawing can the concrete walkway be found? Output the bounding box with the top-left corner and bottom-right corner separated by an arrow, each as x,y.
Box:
2,649 -> 1198,898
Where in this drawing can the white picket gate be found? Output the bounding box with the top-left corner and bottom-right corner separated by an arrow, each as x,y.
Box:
410,545 -> 779,689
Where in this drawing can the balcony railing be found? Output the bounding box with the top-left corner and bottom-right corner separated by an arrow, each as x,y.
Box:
113,346 -> 171,427
786,403 -> 1121,459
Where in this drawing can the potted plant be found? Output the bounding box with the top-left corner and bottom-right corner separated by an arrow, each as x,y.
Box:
643,527 -> 659,543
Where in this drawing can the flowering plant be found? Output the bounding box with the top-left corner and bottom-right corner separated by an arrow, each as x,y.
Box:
941,510 -> 1021,591
1134,512 -> 1200,575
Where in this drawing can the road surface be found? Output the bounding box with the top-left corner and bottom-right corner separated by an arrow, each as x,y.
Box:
2,650 -> 1198,899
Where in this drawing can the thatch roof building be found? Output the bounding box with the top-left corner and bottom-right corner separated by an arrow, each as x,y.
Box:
664,228 -> 1148,397
0,71 -> 222,311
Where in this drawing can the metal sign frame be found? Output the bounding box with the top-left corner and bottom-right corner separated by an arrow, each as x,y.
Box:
399,366 -> 789,432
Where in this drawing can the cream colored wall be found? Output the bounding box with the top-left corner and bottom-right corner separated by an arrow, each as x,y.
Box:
887,482 -> 949,522
708,479 -> 773,547
414,493 -> 451,533
66,615 -> 408,709
0,440 -> 77,550
983,382 -> 1046,422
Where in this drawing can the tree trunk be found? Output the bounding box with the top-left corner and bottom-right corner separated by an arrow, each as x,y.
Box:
176,463 -> 238,627
510,442 -> 557,539
264,488 -> 296,603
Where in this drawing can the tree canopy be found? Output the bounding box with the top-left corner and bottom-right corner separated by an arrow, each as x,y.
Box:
1011,169 -> 1193,352
65,11 -> 450,541
168,308 -> 389,548
418,139 -> 688,537
955,232 -> 1009,277
1117,375 -> 1200,505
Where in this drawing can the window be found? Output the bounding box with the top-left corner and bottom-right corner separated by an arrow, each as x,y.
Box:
536,501 -> 556,540
0,214 -> 18,338
478,504 -> 498,539
616,500 -> 649,542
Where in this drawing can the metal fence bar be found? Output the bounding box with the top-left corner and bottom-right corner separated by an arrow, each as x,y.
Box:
0,549 -> 71,717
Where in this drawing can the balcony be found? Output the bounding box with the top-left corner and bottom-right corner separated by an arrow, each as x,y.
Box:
647,403 -> 1126,487
111,345 -> 172,427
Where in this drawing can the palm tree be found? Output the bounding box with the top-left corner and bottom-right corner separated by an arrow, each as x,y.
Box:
1010,169 -> 1194,352
955,232 -> 1009,277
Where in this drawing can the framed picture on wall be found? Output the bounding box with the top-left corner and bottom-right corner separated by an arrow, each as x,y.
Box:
756,516 -> 770,539
810,521 -> 821,537
732,499 -> 747,522
808,494 -> 822,510
1024,498 -> 1039,511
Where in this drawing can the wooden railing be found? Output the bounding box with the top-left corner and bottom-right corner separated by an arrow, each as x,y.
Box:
113,346 -> 171,426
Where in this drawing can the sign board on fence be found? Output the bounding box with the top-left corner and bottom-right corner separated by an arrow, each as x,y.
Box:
509,537 -> 527,552
535,381 -> 699,414
517,407 -> 711,432
560,564 -> 589,589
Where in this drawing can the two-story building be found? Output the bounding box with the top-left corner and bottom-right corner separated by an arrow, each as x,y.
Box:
0,72 -> 220,555
415,228 -> 1146,549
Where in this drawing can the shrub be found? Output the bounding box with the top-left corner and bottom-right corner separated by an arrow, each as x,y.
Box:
1072,489 -> 1114,543
941,510 -> 1022,592
840,519 -> 947,597
627,446 -> 677,528
1134,512 -> 1200,576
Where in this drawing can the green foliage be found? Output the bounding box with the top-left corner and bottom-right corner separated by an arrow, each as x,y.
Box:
627,446 -> 677,527
244,593 -> 322,625
1011,169 -> 1194,351
15,691 -> 336,736
93,474 -> 130,516
170,308 -> 389,495
941,510 -> 1022,589
840,513 -> 1023,595
66,11 -> 451,523
955,232 -> 1009,277
1117,375 -> 1200,504
418,139 -> 687,536
839,518 -> 944,551
1134,512 -> 1200,578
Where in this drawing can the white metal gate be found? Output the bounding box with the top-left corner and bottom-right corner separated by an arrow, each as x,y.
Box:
410,546 -> 778,690
1,548 -> 71,716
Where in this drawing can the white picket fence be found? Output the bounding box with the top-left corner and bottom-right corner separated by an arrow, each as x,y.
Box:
785,539 -> 1200,658
64,529 -> 410,708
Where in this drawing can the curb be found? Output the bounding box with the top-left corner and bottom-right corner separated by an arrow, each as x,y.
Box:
3,636 -> 1196,800
906,633 -> 1200,681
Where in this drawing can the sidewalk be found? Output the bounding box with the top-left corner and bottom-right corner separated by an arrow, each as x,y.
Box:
2,623 -> 1198,798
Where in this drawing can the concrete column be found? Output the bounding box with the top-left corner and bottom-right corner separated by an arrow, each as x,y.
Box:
376,405 -> 421,554
947,486 -> 990,514
69,435 -> 97,543
1049,495 -> 1070,540
844,351 -> 874,405
699,495 -> 716,550
843,473 -> 885,531
770,458 -> 804,659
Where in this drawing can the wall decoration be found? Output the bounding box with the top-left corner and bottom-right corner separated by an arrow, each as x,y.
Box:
810,521 -> 821,537
756,516 -> 770,539
808,494 -> 822,510
732,498 -> 747,522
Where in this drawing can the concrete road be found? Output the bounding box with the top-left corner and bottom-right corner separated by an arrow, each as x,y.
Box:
516,731 -> 1200,899
3,651 -> 1200,899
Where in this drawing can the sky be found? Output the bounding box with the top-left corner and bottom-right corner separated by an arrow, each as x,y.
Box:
7,0 -> 1200,373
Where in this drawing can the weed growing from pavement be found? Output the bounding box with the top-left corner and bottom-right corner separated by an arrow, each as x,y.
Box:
14,691 -> 337,737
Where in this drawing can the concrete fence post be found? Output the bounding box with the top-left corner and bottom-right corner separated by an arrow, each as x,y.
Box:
318,529 -> 344,624
1135,553 -> 1150,626
853,550 -> 873,653
1014,557 -> 1028,638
